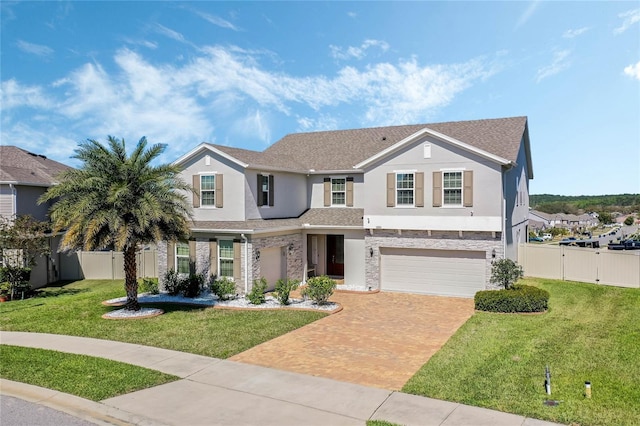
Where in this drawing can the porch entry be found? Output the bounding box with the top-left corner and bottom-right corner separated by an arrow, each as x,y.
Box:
326,234 -> 344,277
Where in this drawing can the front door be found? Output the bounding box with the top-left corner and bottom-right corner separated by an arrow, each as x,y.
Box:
326,235 -> 344,276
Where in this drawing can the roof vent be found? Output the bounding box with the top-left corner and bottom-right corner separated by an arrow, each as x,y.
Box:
381,136 -> 387,141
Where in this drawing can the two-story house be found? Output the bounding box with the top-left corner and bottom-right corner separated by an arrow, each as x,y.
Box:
158,116 -> 532,298
0,146 -> 71,286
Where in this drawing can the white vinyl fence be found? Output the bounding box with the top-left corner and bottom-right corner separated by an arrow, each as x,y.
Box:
518,243 -> 640,288
59,250 -> 158,281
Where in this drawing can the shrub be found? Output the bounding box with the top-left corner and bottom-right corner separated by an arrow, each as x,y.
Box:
475,284 -> 549,313
247,277 -> 267,305
302,275 -> 336,305
162,269 -> 182,296
210,277 -> 236,300
624,216 -> 635,226
182,273 -> 204,298
139,277 -> 159,295
274,278 -> 300,305
490,258 -> 523,290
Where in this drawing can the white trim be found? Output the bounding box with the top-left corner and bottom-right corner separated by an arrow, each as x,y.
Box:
199,174 -> 217,208
217,238 -> 234,278
395,172 -> 415,208
175,242 -> 190,275
355,127 -> 511,169
173,143 -> 248,168
441,170 -> 464,207
330,177 -> 347,207
363,215 -> 502,232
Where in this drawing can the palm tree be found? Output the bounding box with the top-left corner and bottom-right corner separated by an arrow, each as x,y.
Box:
39,136 -> 192,311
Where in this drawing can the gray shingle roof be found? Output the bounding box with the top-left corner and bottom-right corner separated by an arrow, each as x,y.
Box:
211,116 -> 527,172
0,146 -> 71,186
191,208 -> 364,233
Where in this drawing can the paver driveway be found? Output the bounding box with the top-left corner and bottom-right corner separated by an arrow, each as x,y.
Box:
230,291 -> 474,390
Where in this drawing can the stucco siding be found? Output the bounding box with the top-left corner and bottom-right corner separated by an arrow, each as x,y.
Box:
180,152 -> 246,222
344,231 -> 366,287
363,134 -> 503,221
308,174 -> 365,209
245,170 -> 307,219
503,136 -> 530,261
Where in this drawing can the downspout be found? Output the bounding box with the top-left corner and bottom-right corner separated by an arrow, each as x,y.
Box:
241,234 -> 248,294
502,174 -> 507,259
9,184 -> 16,216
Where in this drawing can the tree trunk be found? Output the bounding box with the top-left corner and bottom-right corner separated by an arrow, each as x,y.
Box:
123,245 -> 140,311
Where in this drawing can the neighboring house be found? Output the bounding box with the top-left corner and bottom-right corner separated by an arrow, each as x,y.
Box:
528,210 -> 599,231
0,146 -> 71,286
158,116 -> 533,298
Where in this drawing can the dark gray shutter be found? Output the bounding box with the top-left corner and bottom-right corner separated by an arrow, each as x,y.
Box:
257,174 -> 263,206
268,175 -> 275,207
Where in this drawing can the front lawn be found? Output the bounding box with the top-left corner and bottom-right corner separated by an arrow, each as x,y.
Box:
403,278 -> 640,426
0,345 -> 178,401
0,280 -> 326,358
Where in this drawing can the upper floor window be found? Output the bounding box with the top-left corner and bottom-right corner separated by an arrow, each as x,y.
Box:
176,242 -> 190,275
331,178 -> 346,206
201,175 -> 216,206
257,174 -> 274,207
396,173 -> 414,206
443,172 -> 462,206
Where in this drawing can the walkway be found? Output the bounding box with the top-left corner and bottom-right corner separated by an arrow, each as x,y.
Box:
0,332 -> 561,426
231,291 -> 475,390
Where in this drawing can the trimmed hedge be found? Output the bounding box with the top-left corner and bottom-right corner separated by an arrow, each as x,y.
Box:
475,284 -> 549,313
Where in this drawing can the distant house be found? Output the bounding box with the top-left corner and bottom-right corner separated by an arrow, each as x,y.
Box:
0,146 -> 71,286
528,209 -> 598,231
159,116 -> 533,298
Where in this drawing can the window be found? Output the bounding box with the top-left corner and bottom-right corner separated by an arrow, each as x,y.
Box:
260,175 -> 269,206
396,173 -> 414,206
331,178 -> 346,205
201,175 -> 215,206
218,240 -> 234,277
443,171 -> 462,205
176,242 -> 190,274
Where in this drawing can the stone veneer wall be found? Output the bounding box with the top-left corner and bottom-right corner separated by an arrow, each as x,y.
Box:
364,230 -> 503,291
250,233 -> 303,292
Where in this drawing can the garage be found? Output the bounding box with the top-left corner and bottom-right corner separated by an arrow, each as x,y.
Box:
259,247 -> 285,291
380,247 -> 486,297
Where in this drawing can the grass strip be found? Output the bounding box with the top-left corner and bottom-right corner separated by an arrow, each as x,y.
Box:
403,278 -> 640,426
0,280 -> 326,359
0,345 -> 178,401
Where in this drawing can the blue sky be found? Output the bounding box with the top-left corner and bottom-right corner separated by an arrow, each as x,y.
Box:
2,1 -> 639,196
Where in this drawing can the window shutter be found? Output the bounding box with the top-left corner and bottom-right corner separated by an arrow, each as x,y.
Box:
415,172 -> 424,207
215,174 -> 224,208
233,240 -> 241,282
346,177 -> 354,207
463,170 -> 473,207
386,173 -> 395,207
209,240 -> 218,278
257,175 -> 263,207
268,175 -> 275,207
323,178 -> 331,207
432,171 -> 442,207
192,175 -> 200,208
189,240 -> 196,274
167,241 -> 175,271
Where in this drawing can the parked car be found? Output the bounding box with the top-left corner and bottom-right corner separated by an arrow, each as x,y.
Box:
529,236 -> 543,242
607,240 -> 640,250
542,234 -> 552,241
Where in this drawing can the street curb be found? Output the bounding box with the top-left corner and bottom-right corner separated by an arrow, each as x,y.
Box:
0,379 -> 167,426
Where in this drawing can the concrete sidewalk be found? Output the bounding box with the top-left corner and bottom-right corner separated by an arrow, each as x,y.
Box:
0,331 -> 561,426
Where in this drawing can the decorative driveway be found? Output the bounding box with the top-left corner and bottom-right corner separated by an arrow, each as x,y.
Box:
230,291 -> 475,390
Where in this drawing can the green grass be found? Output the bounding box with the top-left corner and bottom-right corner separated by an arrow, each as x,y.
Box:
0,345 -> 177,401
367,421 -> 403,426
403,278 -> 640,426
0,280 -> 326,358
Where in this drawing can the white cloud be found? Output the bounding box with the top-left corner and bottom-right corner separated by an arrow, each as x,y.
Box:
195,11 -> 239,31
614,8 -> 640,34
123,38 -> 158,49
515,1 -> 541,29
536,50 -> 571,83
0,79 -> 52,109
330,39 -> 390,61
297,115 -> 339,132
347,12 -> 357,19
230,110 -> 271,144
154,23 -> 187,43
623,61 -> 640,80
16,40 -> 54,57
563,27 -> 590,38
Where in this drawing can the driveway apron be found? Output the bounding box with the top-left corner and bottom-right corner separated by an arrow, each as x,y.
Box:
230,291 -> 474,390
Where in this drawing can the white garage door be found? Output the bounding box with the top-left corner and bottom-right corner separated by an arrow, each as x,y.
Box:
260,247 -> 284,291
380,248 -> 486,298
